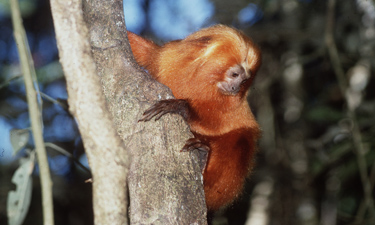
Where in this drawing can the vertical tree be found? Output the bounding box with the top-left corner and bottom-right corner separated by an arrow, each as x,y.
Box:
50,0 -> 207,224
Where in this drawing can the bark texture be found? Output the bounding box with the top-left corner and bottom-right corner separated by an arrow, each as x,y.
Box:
50,0 -> 130,224
53,0 -> 207,224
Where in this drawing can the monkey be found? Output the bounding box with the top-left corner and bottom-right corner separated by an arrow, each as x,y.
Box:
128,25 -> 261,211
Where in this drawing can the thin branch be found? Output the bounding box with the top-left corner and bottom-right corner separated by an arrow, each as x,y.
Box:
45,142 -> 91,175
0,74 -> 22,90
9,0 -> 54,224
40,92 -> 69,111
325,0 -> 375,222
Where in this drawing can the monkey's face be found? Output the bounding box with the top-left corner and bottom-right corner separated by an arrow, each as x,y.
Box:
214,41 -> 260,97
217,64 -> 250,95
208,31 -> 260,97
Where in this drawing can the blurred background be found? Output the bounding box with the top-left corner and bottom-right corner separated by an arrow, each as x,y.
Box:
1,0 -> 375,224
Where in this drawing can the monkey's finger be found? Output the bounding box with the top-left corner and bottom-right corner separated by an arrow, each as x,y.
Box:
139,107 -> 166,122
181,138 -> 210,152
138,111 -> 159,122
181,138 -> 209,174
139,99 -> 188,122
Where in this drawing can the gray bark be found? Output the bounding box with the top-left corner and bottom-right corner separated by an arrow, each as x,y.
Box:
51,0 -> 207,224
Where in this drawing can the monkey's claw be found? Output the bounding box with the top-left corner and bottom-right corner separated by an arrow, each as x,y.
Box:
138,99 -> 189,122
181,137 -> 210,174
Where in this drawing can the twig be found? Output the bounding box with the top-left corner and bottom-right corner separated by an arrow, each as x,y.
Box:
0,74 -> 22,90
9,0 -> 54,224
325,0 -> 375,222
45,142 -> 91,175
40,92 -> 69,111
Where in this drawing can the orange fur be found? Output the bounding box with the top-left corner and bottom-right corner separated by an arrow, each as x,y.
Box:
129,25 -> 261,211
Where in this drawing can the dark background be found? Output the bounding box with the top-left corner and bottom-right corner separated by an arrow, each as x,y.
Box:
1,0 -> 374,224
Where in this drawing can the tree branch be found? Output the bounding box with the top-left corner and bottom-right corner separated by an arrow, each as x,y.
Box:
50,0 -> 130,224
10,0 -> 54,224
51,0 -> 206,223
81,0 -> 207,223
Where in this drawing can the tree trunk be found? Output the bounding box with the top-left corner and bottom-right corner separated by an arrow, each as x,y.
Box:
51,0 -> 207,224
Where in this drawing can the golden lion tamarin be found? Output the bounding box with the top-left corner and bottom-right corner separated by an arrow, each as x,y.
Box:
129,25 -> 261,211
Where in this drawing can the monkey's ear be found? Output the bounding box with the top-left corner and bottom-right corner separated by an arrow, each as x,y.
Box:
127,31 -> 159,67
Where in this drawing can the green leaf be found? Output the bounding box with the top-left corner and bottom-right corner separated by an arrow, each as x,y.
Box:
306,106 -> 343,122
10,129 -> 30,155
7,151 -> 35,225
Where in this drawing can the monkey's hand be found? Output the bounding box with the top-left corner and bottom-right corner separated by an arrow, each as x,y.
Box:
181,137 -> 209,174
138,99 -> 190,122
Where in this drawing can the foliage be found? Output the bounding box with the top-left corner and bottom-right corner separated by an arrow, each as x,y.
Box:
0,0 -> 374,224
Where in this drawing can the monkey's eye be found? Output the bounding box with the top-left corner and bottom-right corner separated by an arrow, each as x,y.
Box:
231,72 -> 239,78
